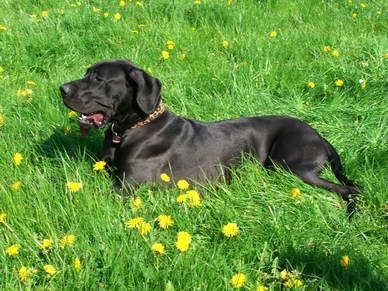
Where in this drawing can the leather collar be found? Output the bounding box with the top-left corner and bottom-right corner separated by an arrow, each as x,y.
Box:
111,102 -> 166,144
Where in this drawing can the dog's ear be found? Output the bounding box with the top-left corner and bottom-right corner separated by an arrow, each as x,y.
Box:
128,69 -> 161,114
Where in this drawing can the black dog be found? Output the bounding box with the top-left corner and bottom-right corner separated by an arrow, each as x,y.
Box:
60,59 -> 360,208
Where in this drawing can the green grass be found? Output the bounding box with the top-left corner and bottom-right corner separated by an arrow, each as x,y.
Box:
0,0 -> 387,289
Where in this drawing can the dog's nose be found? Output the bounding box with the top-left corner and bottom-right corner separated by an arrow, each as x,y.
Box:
60,84 -> 72,96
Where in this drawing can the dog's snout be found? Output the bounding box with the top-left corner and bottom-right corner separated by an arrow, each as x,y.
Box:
60,84 -> 72,96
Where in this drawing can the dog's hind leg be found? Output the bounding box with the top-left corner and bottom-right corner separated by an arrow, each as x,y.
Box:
293,170 -> 358,200
292,168 -> 360,215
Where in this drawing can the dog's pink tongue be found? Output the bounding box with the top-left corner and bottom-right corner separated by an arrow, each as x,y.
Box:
93,113 -> 104,124
80,126 -> 90,136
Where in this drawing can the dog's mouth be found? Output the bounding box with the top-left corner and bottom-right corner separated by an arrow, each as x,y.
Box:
77,112 -> 107,136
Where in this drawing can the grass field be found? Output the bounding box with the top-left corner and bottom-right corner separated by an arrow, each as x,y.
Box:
1,0 -> 387,289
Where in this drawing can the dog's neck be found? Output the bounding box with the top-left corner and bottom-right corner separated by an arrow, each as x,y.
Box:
131,102 -> 166,129
111,102 -> 166,144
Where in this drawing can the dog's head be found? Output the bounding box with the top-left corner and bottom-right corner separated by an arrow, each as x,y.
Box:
60,59 -> 161,136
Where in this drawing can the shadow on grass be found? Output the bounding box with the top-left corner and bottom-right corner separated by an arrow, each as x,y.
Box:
37,128 -> 104,161
278,246 -> 388,290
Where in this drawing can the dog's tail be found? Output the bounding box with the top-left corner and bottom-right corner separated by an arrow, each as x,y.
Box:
324,139 -> 359,188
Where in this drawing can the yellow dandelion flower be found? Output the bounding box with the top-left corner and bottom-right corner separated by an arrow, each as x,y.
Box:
222,222 -> 239,237
66,182 -> 82,192
26,80 -> 37,86
166,40 -> 175,50
257,285 -> 268,291
230,273 -> 246,288
0,25 -> 7,30
41,238 -> 53,249
359,80 -> 367,89
92,7 -> 100,12
147,67 -> 153,73
64,125 -> 71,135
291,188 -> 301,198
186,190 -> 201,207
0,66 -> 5,72
103,12 -> 109,17
41,11 -> 49,17
177,179 -> 189,190
186,190 -> 200,198
177,231 -> 192,244
139,222 -> 151,235
68,111 -> 78,118
222,40 -> 229,47
161,50 -> 170,60
133,197 -> 142,209
176,194 -> 187,203
283,280 -> 293,288
11,181 -> 22,190
335,79 -> 344,87
323,45 -> 331,51
377,10 -> 382,15
151,243 -> 165,254
307,81 -> 316,88
93,161 -> 107,171
0,213 -> 6,223
351,12 -> 358,18
384,53 -> 388,59
131,30 -> 139,33
279,269 -> 289,280
135,1 -> 143,6
19,266 -> 30,281
127,217 -> 144,228
59,234 -> 76,248
294,279 -> 303,287
341,255 -> 350,268
30,14 -> 37,18
269,31 -> 278,38
16,89 -> 33,96
138,24 -> 146,28
331,50 -> 340,57
188,197 -> 201,207
114,13 -> 121,20
73,257 -> 81,272
194,0 -> 201,5
43,264 -> 56,275
119,0 -> 126,7
13,153 -> 23,165
175,240 -> 190,252
0,115 -> 5,125
156,215 -> 174,229
5,244 -> 19,256
160,173 -> 171,182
